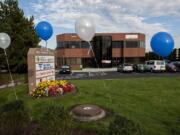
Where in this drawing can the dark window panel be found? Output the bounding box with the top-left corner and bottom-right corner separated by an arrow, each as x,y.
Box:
126,41 -> 139,48
112,41 -> 124,48
57,41 -> 65,48
81,41 -> 89,48
67,41 -> 80,48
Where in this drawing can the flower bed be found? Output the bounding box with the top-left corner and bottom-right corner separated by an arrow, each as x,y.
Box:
31,80 -> 75,98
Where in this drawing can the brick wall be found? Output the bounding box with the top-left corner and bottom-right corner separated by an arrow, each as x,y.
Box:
56,33 -> 145,42
56,48 -> 93,58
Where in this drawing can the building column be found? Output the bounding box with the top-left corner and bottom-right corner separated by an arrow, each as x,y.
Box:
123,41 -> 126,64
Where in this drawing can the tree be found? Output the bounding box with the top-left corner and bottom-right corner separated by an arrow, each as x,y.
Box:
0,0 -> 40,73
168,49 -> 180,61
145,52 -> 162,61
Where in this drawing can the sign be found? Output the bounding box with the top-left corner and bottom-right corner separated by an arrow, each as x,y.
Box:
35,56 -> 55,86
36,63 -> 54,71
125,34 -> 138,39
36,69 -> 54,78
35,56 -> 54,63
28,48 -> 55,94
101,60 -> 111,64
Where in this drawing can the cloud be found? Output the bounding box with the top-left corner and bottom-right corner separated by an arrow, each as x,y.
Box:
28,0 -> 180,50
31,3 -> 44,11
112,0 -> 180,17
174,35 -> 180,48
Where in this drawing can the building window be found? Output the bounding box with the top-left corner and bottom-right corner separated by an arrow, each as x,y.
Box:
57,58 -> 65,68
57,41 -> 65,48
81,41 -> 89,48
126,41 -> 139,48
140,41 -> 145,48
68,41 -> 80,48
112,41 -> 123,48
65,58 -> 82,65
76,58 -> 81,64
57,41 -> 81,49
71,58 -> 76,65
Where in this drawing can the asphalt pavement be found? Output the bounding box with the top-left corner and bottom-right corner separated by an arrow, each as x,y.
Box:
56,71 -> 180,80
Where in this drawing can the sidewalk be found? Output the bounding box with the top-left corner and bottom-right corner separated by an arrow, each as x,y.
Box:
0,82 -> 16,89
56,68 -> 117,73
72,68 -> 117,72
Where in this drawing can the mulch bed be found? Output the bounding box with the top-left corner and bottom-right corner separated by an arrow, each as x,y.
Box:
71,129 -> 99,135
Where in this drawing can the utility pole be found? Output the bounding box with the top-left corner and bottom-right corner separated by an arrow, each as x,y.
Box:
123,41 -> 126,64
176,48 -> 179,60
62,55 -> 64,65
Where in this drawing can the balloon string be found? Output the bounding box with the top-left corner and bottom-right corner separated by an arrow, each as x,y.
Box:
87,44 -> 91,55
87,41 -> 106,75
45,40 -> 50,55
87,41 -> 100,69
46,40 -> 47,48
4,49 -> 18,100
87,41 -> 108,90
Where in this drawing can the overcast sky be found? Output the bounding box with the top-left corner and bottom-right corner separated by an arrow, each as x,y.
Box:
18,0 -> 180,51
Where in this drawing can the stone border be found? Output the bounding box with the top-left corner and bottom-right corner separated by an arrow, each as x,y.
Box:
70,105 -> 106,122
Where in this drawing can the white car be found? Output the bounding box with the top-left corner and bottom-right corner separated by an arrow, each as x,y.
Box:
117,64 -> 133,72
145,60 -> 166,72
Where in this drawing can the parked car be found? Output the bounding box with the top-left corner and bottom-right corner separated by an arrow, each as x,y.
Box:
166,62 -> 177,72
145,60 -> 166,72
117,64 -> 133,72
171,61 -> 180,72
133,64 -> 147,72
59,65 -> 71,74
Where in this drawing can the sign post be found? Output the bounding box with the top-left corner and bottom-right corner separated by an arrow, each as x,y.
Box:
28,48 -> 55,94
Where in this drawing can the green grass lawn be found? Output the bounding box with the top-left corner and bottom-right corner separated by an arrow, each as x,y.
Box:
0,73 -> 27,84
0,77 -> 180,135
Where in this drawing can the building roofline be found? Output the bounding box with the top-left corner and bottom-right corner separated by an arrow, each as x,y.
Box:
56,32 -> 145,37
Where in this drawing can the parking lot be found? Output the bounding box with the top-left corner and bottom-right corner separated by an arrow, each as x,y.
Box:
56,71 -> 180,80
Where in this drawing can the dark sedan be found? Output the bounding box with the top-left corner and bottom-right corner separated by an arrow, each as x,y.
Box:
59,65 -> 71,74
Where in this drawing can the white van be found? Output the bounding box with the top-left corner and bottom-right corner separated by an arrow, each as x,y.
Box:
145,60 -> 166,72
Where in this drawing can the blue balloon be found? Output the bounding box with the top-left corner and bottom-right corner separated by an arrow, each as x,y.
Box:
35,21 -> 53,41
150,32 -> 174,58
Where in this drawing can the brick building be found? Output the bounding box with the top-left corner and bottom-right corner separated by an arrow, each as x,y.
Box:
56,33 -> 145,69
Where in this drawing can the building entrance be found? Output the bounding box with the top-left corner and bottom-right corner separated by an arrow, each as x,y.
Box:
93,36 -> 112,68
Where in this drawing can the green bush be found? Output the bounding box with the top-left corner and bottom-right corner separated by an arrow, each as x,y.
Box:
39,104 -> 73,135
0,100 -> 30,135
109,115 -> 143,135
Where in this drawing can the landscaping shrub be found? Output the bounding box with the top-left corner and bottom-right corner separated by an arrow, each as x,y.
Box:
39,104 -> 73,135
109,115 -> 143,135
0,100 -> 30,135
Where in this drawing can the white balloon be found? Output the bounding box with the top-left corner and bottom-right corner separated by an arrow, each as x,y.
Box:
0,33 -> 11,49
75,16 -> 96,42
